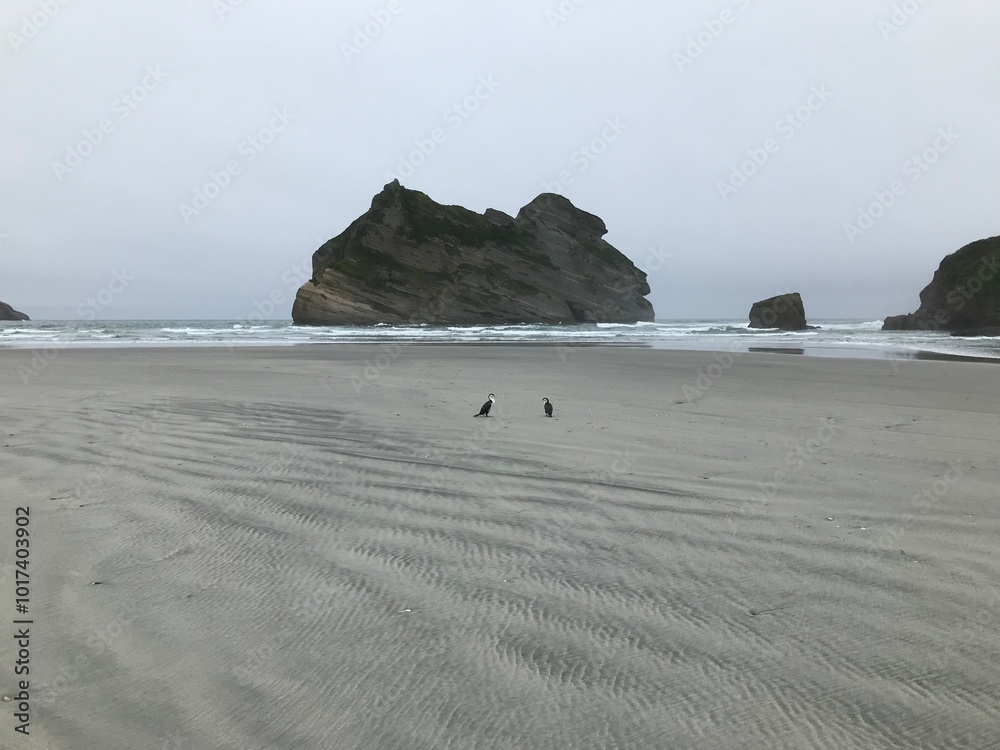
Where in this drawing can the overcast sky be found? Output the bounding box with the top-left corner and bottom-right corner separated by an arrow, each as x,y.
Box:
2,0 -> 998,321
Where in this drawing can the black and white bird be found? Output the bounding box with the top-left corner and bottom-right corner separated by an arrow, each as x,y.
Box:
475,393 -> 495,417
542,397 -> 553,417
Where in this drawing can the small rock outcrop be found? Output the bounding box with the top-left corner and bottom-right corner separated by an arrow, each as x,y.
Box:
291,181 -> 654,325
0,301 -> 29,321
882,235 -> 1000,333
950,327 -> 1000,338
748,293 -> 808,330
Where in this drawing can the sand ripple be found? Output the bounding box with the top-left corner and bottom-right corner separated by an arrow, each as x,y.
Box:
3,350 -> 999,750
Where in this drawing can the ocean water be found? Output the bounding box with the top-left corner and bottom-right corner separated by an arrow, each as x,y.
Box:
1,319 -> 999,360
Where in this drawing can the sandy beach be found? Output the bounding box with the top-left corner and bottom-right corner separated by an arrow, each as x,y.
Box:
1,344 -> 998,749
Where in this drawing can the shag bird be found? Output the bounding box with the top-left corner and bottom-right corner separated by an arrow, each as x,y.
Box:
475,393 -> 496,417
543,398 -> 553,417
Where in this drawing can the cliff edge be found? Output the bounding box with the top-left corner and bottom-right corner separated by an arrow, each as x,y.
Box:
292,181 -> 654,325
883,235 -> 1000,333
0,301 -> 29,321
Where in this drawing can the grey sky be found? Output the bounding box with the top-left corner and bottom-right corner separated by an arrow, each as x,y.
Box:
2,0 -> 998,321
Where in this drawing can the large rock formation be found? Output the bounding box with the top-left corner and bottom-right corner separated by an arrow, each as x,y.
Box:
0,300 -> 29,321
883,235 -> 1000,333
748,293 -> 808,330
291,181 -> 654,325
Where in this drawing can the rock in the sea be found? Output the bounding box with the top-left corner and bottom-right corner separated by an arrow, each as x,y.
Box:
748,293 -> 808,330
0,300 -> 29,321
883,235 -> 1000,333
950,327 -> 1000,337
291,181 -> 654,325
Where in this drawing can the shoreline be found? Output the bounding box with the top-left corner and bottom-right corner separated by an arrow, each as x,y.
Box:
3,320 -> 1000,367
2,339 -> 1000,365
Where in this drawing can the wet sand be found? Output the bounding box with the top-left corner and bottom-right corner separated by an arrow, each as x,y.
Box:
1,345 -> 998,749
